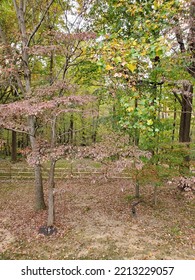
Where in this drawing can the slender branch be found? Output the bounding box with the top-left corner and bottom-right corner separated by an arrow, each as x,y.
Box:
12,0 -> 19,12
57,124 -> 94,138
172,90 -> 182,106
27,0 -> 55,47
4,127 -> 33,137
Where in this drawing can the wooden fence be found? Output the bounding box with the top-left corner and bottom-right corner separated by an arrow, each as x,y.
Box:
0,165 -> 132,181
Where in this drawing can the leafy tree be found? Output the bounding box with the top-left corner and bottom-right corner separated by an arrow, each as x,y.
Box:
0,0 -> 96,212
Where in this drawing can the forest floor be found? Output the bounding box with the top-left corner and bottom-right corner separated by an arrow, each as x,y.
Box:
0,177 -> 194,260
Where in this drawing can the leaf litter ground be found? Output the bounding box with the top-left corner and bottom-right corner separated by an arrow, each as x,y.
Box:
0,178 -> 194,259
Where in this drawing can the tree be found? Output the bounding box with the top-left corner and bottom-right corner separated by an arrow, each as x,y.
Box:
0,0 -> 56,210
0,0 -> 96,211
0,0 -> 98,231
0,88 -> 93,228
173,1 -> 194,143
86,0 -> 179,146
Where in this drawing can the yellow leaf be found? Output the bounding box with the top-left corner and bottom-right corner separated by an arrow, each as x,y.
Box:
105,64 -> 114,71
147,119 -> 153,126
126,107 -> 134,112
127,63 -> 137,72
154,1 -> 158,10
141,50 -> 147,56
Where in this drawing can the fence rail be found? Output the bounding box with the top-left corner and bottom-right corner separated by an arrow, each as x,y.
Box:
0,166 -> 132,181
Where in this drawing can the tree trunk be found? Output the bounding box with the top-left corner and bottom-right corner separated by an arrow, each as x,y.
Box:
6,130 -> 10,156
92,100 -> 100,144
179,82 -> 193,143
28,115 -> 46,210
11,130 -> 17,162
81,108 -> 86,146
171,97 -> 177,145
47,159 -> 56,227
47,116 -> 57,227
134,98 -> 139,146
178,82 -> 193,174
35,164 -> 46,210
68,114 -> 74,144
174,2 -> 195,173
13,1 -> 46,210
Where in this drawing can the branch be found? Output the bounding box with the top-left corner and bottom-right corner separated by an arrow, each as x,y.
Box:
27,0 -> 55,47
12,0 -> 18,13
172,89 -> 182,106
4,127 -> 32,137
175,25 -> 186,53
187,0 -> 195,51
57,124 -> 93,139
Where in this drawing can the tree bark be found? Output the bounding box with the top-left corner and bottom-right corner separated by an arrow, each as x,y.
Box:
68,114 -> 74,144
179,82 -> 193,174
34,164 -> 46,210
47,159 -> 56,226
11,131 -> 17,162
47,116 -> 57,227
92,101 -> 100,144
171,97 -> 177,145
28,115 -> 46,210
179,82 -> 193,143
81,108 -> 86,146
174,2 -> 194,172
134,98 -> 139,146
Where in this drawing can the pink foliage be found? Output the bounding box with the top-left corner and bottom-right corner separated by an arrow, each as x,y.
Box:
25,143 -> 74,166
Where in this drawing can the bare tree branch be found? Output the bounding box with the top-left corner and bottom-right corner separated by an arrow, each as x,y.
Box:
172,90 -> 182,106
27,0 -> 55,47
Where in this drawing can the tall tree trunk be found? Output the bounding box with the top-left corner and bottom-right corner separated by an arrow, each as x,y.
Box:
47,29 -> 57,225
68,114 -> 74,144
35,164 -> 46,210
179,82 -> 193,174
81,108 -> 86,146
28,115 -> 46,210
179,82 -> 193,143
174,1 -> 195,173
112,102 -> 117,129
11,131 -> 17,162
47,159 -> 56,227
134,98 -> 139,146
13,1 -> 46,210
172,97 -> 177,145
63,120 -> 66,143
6,130 -> 10,156
47,116 -> 57,227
